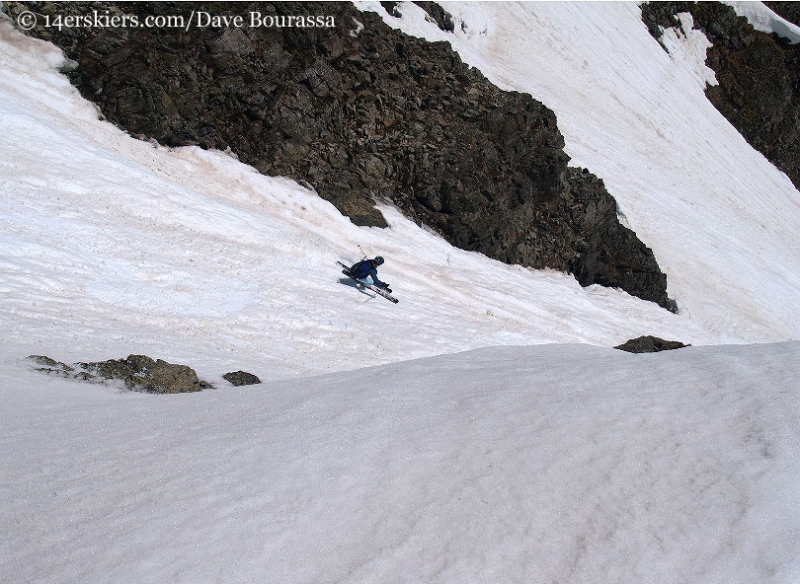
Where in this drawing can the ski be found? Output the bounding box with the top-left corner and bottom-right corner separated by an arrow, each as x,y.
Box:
337,261 -> 399,303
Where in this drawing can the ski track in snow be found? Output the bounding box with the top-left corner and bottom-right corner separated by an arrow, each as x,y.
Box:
1,4 -> 800,583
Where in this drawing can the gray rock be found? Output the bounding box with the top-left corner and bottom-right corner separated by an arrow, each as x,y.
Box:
208,28 -> 254,56
79,354 -> 212,393
26,355 -> 74,377
27,354 -> 213,393
223,371 -> 262,386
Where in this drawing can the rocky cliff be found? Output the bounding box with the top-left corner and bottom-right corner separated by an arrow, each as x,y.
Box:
6,1 -> 672,307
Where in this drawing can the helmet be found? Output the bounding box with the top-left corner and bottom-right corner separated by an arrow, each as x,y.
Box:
373,256 -> 384,266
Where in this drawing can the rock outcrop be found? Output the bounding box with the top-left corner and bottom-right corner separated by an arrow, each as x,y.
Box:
8,1 -> 672,307
223,370 -> 262,386
614,336 -> 689,353
28,354 -> 213,393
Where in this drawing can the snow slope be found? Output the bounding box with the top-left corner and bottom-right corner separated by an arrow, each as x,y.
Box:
2,3 -> 800,583
3,342 -> 800,584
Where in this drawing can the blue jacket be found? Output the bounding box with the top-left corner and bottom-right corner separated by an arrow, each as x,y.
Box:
349,259 -> 386,287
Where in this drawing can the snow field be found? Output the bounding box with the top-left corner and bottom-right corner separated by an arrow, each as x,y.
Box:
3,342 -> 799,583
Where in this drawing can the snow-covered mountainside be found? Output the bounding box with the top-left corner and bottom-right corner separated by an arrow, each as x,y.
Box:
365,1 -> 800,342
1,2 -> 799,583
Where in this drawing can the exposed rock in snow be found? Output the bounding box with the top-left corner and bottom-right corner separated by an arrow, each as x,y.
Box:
223,370 -> 263,386
28,354 -> 213,393
614,335 -> 689,353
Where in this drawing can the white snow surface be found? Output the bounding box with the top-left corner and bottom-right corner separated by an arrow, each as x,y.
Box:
2,3 -> 800,582
4,342 -> 800,583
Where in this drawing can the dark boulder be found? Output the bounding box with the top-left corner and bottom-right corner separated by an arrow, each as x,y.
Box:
223,370 -> 262,386
614,336 -> 689,353
566,169 -> 668,307
413,2 -> 455,33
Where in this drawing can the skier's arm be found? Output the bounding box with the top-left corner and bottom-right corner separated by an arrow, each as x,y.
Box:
369,267 -> 387,288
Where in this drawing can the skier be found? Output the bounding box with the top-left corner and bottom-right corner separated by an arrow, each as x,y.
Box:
348,256 -> 391,292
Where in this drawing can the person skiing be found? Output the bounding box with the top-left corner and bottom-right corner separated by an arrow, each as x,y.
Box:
348,256 -> 390,291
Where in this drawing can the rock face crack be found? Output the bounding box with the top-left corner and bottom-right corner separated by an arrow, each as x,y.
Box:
10,1 -> 671,307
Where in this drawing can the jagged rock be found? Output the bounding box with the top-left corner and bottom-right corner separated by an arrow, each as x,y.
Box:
380,2 -> 401,19
641,2 -> 800,192
614,336 -> 689,353
26,355 -> 74,377
27,354 -> 213,393
566,168 -> 668,307
10,1 -> 671,307
209,27 -> 255,56
223,371 -> 262,386
79,355 -> 213,393
413,2 -> 455,33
